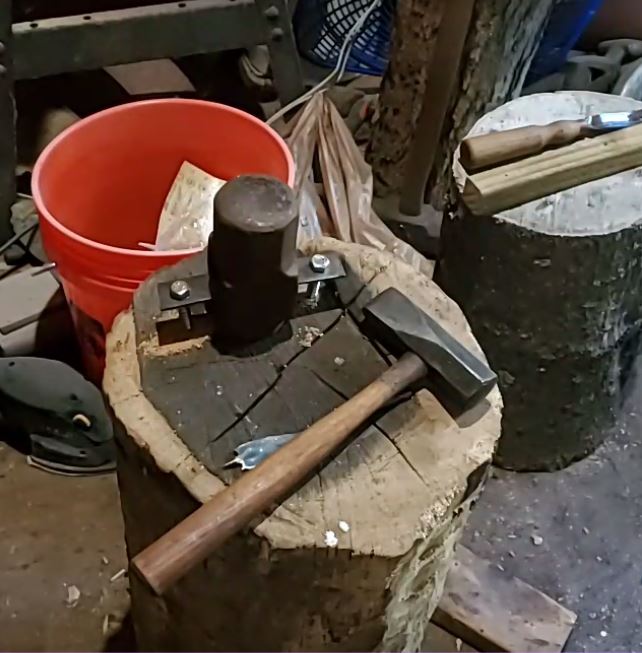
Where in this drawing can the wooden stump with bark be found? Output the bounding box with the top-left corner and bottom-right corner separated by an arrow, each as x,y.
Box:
437,92 -> 642,472
367,0 -> 560,208
104,239 -> 502,652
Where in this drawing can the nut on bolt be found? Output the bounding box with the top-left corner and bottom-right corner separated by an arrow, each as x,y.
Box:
310,254 -> 330,273
170,279 -> 191,301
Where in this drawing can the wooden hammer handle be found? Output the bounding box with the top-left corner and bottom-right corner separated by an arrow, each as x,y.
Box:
131,351 -> 427,595
460,119 -> 592,172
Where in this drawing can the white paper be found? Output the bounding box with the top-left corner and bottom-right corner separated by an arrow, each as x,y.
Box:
155,161 -> 226,250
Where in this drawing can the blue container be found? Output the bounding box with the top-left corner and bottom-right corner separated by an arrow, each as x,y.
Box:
526,0 -> 605,84
294,0 -> 603,82
293,0 -> 395,76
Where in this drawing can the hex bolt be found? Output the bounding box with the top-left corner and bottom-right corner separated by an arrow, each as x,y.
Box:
306,281 -> 323,306
270,27 -> 284,41
170,279 -> 191,301
310,254 -> 331,273
0,65 -> 7,77
0,42 -> 6,56
264,5 -> 280,19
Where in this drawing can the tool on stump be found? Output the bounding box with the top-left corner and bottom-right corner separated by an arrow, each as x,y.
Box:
460,109 -> 642,172
132,286 -> 497,595
226,432 -> 299,470
208,175 -> 299,344
154,175 -> 345,342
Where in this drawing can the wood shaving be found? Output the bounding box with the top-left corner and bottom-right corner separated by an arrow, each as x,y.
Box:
324,530 -> 338,547
65,584 -> 80,607
297,326 -> 322,348
110,568 -> 126,583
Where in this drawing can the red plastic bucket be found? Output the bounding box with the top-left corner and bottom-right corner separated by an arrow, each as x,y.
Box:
32,99 -> 294,382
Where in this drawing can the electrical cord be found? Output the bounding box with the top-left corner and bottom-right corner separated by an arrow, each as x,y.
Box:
267,0 -> 382,126
0,223 -> 38,258
0,192 -> 39,261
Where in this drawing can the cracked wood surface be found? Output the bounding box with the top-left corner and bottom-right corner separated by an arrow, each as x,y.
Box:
123,241 -> 500,555
105,239 -> 502,651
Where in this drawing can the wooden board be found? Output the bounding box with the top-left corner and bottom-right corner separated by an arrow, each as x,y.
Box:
434,546 -> 577,653
461,99 -> 642,216
463,122 -> 642,215
423,622 -> 478,652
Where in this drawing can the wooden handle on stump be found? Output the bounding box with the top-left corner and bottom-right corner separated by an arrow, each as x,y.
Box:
460,119 -> 591,171
131,352 -> 427,595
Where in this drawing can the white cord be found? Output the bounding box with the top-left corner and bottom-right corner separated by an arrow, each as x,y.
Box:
267,0 -> 382,125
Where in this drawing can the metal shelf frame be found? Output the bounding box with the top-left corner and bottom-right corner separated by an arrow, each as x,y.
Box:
0,0 -> 304,240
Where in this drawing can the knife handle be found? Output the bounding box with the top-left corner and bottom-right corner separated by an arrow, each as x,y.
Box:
460,119 -> 591,172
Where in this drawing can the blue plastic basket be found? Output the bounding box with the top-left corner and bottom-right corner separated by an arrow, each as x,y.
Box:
526,0 -> 605,84
293,0 -> 395,77
294,0 -> 604,82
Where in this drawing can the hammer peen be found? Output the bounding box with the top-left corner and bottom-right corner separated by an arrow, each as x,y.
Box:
132,288 -> 497,595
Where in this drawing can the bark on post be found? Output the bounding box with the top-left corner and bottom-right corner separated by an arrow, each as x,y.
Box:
436,92 -> 642,472
367,0 -> 560,208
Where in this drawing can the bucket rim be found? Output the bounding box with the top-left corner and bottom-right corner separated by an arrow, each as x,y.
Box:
31,98 -> 295,259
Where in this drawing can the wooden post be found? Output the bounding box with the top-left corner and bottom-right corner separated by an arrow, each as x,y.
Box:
368,0 -> 560,209
0,1 -> 15,243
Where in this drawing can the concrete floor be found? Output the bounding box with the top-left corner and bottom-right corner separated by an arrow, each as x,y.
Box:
0,443 -> 131,652
465,378 -> 642,653
2,372 -> 642,651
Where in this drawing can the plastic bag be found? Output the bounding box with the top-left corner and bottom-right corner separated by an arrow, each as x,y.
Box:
281,92 -> 433,277
154,161 -> 226,250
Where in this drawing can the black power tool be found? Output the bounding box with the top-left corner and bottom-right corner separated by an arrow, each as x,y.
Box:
0,357 -> 115,475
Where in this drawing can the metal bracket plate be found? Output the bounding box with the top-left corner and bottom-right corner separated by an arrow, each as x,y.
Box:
157,252 -> 346,313
297,253 -> 345,286
157,273 -> 211,312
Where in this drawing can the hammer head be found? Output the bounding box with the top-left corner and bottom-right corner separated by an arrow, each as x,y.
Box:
362,288 -> 497,414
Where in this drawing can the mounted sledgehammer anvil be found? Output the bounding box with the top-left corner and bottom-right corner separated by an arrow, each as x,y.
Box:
131,176 -> 498,596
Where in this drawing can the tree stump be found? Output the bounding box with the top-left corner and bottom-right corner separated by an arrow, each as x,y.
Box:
437,92 -> 642,472
367,0 -> 560,207
104,239 -> 502,652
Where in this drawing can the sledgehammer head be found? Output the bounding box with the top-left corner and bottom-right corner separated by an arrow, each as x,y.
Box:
362,288 -> 497,414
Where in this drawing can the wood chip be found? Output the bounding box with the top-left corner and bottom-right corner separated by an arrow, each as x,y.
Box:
109,568 -> 126,583
297,326 -> 322,348
324,530 -> 338,547
65,584 -> 80,607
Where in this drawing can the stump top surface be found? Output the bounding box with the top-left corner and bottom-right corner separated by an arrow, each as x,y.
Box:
104,239 -> 502,558
455,91 -> 642,236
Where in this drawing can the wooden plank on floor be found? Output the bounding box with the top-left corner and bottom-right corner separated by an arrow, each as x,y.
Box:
433,546 -> 577,653
423,622 -> 478,652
